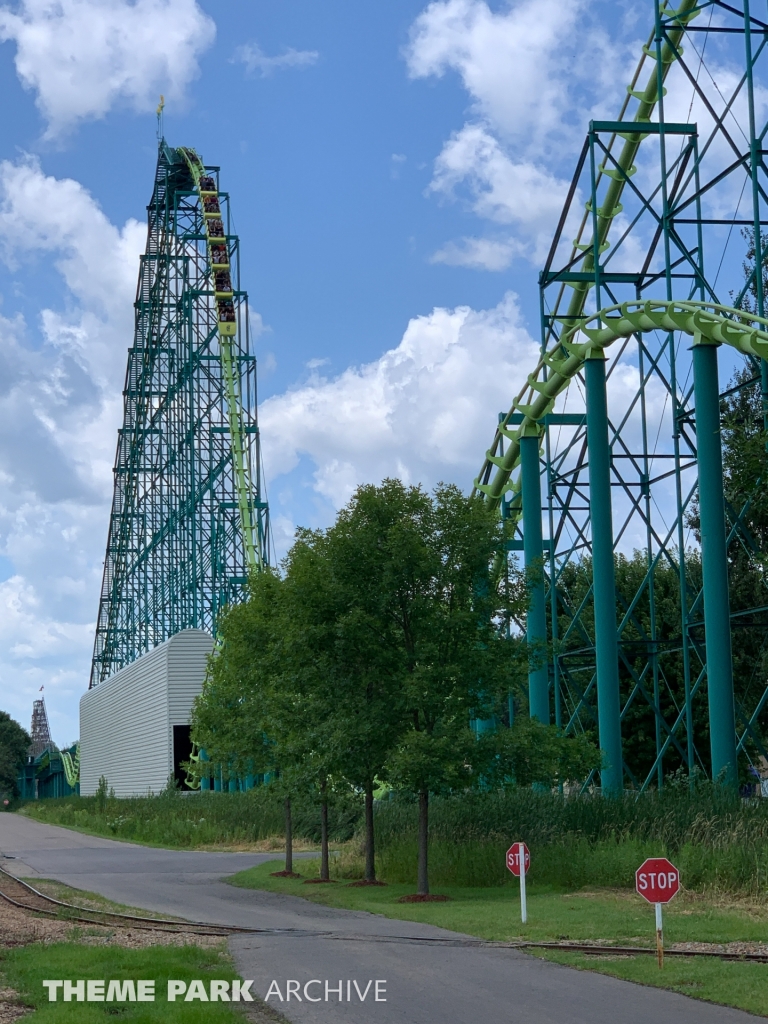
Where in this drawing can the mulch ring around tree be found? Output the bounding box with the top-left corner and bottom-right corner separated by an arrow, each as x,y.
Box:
397,894 -> 451,903
269,871 -> 302,878
302,878 -> 337,884
347,880 -> 387,887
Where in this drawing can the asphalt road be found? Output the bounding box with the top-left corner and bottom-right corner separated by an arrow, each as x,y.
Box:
0,813 -> 762,1024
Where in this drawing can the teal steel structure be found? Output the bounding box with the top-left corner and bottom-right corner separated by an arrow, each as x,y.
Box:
475,1 -> 768,790
90,142 -> 269,687
17,744 -> 80,800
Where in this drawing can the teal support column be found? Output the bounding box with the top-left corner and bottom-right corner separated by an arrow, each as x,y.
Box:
585,356 -> 623,794
520,432 -> 549,722
200,748 -> 210,792
692,341 -> 737,786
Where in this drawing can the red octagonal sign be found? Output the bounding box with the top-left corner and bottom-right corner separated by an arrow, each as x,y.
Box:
506,843 -> 530,877
635,857 -> 680,904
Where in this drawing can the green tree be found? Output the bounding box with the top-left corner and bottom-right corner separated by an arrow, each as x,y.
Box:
478,717 -> 600,789
336,480 -> 522,895
191,571 -> 296,869
194,565 -> 349,879
686,357 -> 768,769
0,711 -> 30,799
194,478 -> 599,895
268,493 -> 421,885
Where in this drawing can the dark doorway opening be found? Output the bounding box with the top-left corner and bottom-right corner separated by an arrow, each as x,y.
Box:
173,725 -> 193,790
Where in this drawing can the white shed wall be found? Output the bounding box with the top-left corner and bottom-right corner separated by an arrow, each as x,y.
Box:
80,629 -> 213,797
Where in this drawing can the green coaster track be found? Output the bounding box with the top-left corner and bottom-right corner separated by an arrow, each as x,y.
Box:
89,142 -> 269,688
475,0 -> 768,791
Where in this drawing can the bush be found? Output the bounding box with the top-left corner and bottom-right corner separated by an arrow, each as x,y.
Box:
23,784 -> 360,848
370,786 -> 768,893
24,780 -> 768,895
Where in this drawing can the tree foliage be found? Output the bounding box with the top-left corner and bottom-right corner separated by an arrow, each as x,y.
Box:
192,479 -> 601,893
0,711 -> 30,798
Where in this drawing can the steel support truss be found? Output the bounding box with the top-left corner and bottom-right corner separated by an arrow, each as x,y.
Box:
89,141 -> 270,688
475,0 -> 768,789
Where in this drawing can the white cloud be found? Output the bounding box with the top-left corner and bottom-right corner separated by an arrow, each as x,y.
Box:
431,237 -> 517,271
260,292 -> 540,511
0,159 -> 143,368
407,0 -> 584,146
405,0 -> 636,268
233,42 -> 318,78
429,127 -> 567,225
0,0 -> 215,135
0,158 -> 145,742
428,124 -> 571,264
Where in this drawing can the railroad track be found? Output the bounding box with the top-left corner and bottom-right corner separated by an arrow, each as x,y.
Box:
510,940 -> 768,963
4,867 -> 766,961
0,866 -> 231,936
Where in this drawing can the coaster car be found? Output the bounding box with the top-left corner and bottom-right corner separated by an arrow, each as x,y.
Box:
199,175 -> 216,192
207,218 -> 225,239
203,195 -> 221,215
215,271 -> 233,295
210,243 -> 229,269
218,298 -> 236,322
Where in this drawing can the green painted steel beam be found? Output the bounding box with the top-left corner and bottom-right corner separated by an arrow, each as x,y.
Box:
474,300 -> 768,518
692,342 -> 738,786
478,0 -> 699,498
520,434 -> 549,723
584,355 -> 623,794
590,120 -> 696,134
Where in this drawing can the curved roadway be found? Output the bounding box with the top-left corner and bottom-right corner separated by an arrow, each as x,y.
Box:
0,814 -> 761,1024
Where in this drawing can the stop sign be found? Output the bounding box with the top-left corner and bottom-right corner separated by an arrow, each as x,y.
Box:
635,857 -> 680,904
506,842 -> 530,876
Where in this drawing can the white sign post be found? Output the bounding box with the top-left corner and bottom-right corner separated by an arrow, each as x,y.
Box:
519,842 -> 527,924
655,902 -> 663,969
506,842 -> 530,925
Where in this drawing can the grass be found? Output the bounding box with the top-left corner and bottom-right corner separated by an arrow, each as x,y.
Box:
25,876 -> 190,922
0,941 -> 269,1022
20,782 -> 768,893
228,858 -> 768,944
229,859 -> 768,1017
19,788 -> 357,850
534,950 -> 768,1018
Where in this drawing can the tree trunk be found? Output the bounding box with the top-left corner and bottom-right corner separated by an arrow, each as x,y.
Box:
284,796 -> 293,874
320,780 -> 330,881
364,782 -> 376,882
417,788 -> 429,896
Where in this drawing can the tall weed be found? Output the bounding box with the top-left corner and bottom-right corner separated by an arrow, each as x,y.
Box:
23,782 -> 768,894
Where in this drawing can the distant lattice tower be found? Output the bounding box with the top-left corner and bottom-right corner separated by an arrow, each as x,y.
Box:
29,698 -> 53,758
89,141 -> 270,688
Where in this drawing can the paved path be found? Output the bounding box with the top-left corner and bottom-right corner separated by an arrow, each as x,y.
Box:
0,813 -> 762,1024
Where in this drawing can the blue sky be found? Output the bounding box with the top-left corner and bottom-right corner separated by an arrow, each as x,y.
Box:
0,0 -> 758,746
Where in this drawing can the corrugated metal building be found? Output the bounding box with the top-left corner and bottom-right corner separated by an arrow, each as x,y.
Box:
79,629 -> 213,797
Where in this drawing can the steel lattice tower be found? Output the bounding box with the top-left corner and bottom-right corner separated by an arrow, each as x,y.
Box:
89,141 -> 269,688
28,698 -> 53,757
475,0 -> 768,789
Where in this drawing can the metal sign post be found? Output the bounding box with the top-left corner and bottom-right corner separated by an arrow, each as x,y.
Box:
635,857 -> 679,970
519,842 -> 527,924
506,842 -> 530,924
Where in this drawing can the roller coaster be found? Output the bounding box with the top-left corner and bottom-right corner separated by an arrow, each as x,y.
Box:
89,142 -> 269,688
475,0 -> 768,791
88,0 -> 768,795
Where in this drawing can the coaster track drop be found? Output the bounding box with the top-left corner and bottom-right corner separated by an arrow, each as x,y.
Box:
89,142 -> 269,688
475,0 -> 768,790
